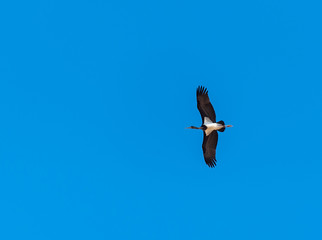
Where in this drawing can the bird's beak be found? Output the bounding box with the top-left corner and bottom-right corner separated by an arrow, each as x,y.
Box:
185,127 -> 192,129
225,125 -> 233,127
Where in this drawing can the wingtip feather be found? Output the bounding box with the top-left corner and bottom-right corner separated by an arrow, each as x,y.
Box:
206,158 -> 217,168
197,85 -> 208,96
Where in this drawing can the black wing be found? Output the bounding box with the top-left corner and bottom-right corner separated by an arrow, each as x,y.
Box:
196,86 -> 216,123
202,131 -> 218,167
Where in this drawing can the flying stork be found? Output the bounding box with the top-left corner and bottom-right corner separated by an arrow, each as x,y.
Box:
187,86 -> 232,167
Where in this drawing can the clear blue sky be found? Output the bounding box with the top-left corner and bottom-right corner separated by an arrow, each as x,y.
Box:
1,0 -> 321,239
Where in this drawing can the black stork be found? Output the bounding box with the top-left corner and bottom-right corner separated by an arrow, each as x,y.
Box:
187,86 -> 232,167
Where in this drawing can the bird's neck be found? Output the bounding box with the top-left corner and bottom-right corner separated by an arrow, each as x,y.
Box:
190,126 -> 202,129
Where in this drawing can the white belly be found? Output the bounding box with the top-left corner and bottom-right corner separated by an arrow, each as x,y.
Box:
205,123 -> 223,136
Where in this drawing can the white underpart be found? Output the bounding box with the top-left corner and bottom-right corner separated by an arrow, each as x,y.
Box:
204,117 -> 223,136
204,117 -> 213,125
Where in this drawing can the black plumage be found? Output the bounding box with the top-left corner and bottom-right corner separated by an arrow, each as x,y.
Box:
202,131 -> 218,167
187,86 -> 232,168
197,86 -> 218,167
197,86 -> 216,123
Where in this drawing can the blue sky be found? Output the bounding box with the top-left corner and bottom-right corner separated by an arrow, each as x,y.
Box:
1,0 -> 322,239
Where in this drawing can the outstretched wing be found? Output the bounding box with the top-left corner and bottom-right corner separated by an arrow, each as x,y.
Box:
196,86 -> 216,123
202,131 -> 218,167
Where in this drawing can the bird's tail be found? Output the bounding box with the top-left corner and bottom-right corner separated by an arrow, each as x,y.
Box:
217,120 -> 226,132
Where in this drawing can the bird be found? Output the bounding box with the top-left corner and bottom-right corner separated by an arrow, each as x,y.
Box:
186,86 -> 232,167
